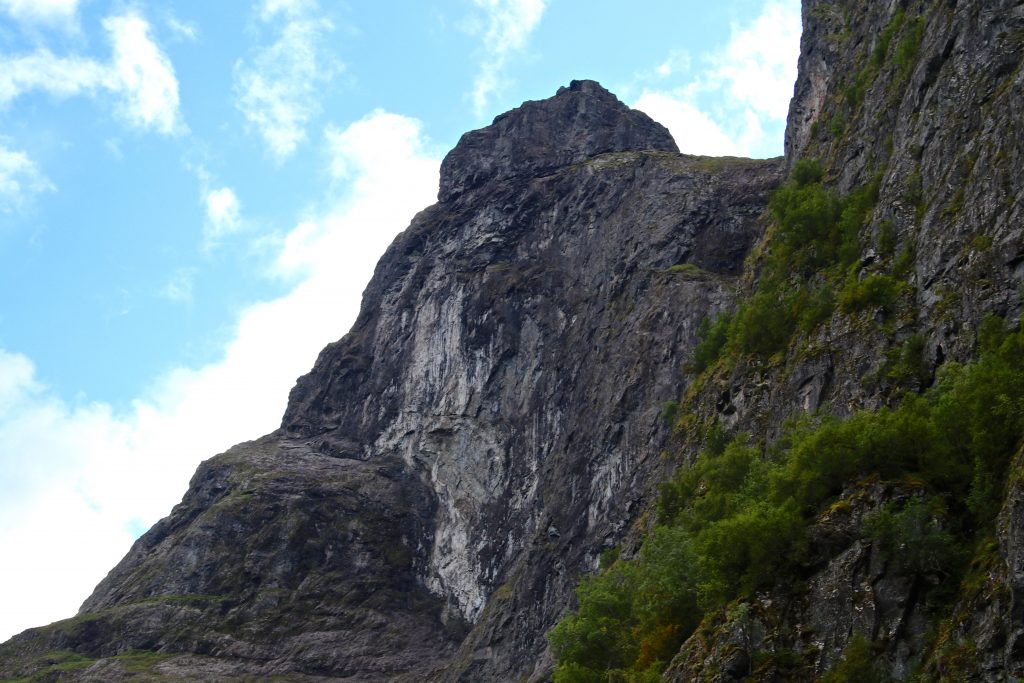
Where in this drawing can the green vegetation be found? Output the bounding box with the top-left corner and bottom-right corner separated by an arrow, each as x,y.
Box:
864,497 -> 961,577
895,17 -> 925,76
904,168 -> 925,215
879,333 -> 931,392
822,635 -> 890,682
768,160 -> 865,274
869,9 -> 923,83
683,159 -> 884,373
798,284 -> 836,333
838,273 -> 904,313
686,314 -> 732,374
2,649 -> 174,682
552,318 -> 1024,680
730,291 -> 798,357
660,400 -> 680,426
872,10 -> 905,67
878,220 -> 897,256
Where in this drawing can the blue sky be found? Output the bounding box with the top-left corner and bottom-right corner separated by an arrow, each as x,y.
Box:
0,0 -> 801,642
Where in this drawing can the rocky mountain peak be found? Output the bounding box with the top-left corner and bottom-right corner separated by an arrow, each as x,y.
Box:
437,79 -> 678,201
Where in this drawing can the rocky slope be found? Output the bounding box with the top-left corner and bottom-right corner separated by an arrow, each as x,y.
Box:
3,0 -> 1024,680
0,80 -> 782,681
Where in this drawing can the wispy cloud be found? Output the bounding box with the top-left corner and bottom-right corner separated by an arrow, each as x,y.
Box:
260,0 -> 315,19
469,0 -> 547,117
161,268 -> 196,304
234,0 -> 335,162
165,16 -> 199,43
0,140 -> 55,213
0,0 -> 79,27
631,0 -> 801,158
0,51 -> 110,103
0,11 -> 186,136
204,187 -> 242,239
104,13 -> 186,136
0,109 -> 440,643
189,164 -> 246,248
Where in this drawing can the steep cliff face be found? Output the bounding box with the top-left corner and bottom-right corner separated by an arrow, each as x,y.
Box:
0,81 -> 782,681
4,0 -> 1024,679
658,0 -> 1024,679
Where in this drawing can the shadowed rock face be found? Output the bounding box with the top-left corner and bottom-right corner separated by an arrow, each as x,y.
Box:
0,81 -> 781,681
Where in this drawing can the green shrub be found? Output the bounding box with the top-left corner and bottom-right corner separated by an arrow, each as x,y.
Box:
693,500 -> 805,604
823,635 -> 890,682
865,497 -> 962,576
893,243 -> 916,277
977,314 -> 1008,353
838,273 -> 903,313
878,220 -> 897,256
884,333 -> 930,390
687,314 -> 732,374
732,292 -> 797,358
680,161 -> 884,371
768,168 -> 874,275
549,526 -> 701,681
770,181 -> 842,270
797,284 -> 836,333
599,546 -> 620,569
660,400 -> 680,426
791,158 -> 824,186
554,324 -> 1024,679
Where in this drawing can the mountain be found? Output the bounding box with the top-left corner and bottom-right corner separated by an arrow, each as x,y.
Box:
3,0 -> 1024,680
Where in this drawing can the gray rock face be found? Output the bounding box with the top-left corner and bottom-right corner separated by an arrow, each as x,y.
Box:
437,79 -> 679,202
0,81 -> 781,681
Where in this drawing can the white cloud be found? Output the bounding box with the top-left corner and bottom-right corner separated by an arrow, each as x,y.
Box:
204,187 -> 243,239
655,49 -> 691,79
469,0 -> 547,116
632,91 -> 740,157
0,110 -> 440,643
166,16 -> 199,42
161,268 -> 195,304
234,2 -> 334,161
260,0 -> 314,20
0,51 -> 110,104
0,12 -> 185,136
104,13 -> 186,136
190,165 -> 245,247
631,0 -> 801,158
0,141 -> 55,212
0,0 -> 79,27
711,1 -> 803,121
